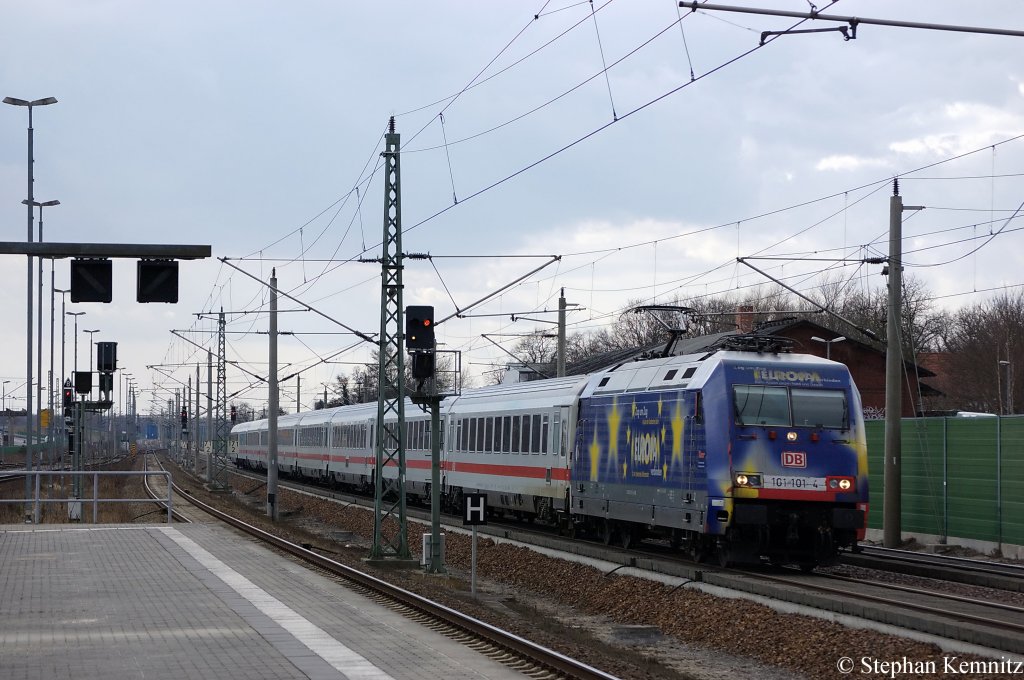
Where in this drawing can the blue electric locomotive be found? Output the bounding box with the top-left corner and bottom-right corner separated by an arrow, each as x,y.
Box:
570,339 -> 868,567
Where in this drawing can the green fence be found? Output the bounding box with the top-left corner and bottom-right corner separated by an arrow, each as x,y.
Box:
865,416 -> 1024,547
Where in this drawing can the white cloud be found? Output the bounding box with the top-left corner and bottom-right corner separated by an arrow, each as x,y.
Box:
889,102 -> 1024,157
815,155 -> 890,172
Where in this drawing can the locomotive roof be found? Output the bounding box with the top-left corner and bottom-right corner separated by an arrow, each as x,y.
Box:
581,349 -> 839,398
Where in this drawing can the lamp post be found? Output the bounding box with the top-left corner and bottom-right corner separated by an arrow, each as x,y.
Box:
24,199 -> 60,461
84,330 -> 100,373
121,372 -> 132,449
2,380 -> 9,448
54,288 -> 69,393
24,200 -> 60,409
67,312 -> 85,376
810,335 -> 846,361
5,95 -> 57,516
5,95 -> 58,515
999,360 -> 1012,416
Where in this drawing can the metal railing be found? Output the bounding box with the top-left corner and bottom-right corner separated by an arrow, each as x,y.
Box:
0,470 -> 173,524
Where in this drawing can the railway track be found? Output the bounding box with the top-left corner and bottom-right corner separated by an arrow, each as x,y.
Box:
150,455 -> 622,680
183,459 -> 1024,655
843,545 -> 1024,592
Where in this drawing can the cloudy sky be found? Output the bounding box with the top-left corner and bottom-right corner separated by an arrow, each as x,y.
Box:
1,0 -> 1022,417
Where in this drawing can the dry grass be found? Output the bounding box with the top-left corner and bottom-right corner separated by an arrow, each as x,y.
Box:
0,453 -> 154,524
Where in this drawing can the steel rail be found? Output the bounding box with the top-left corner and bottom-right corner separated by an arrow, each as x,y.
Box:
860,545 -> 1024,577
765,570 -> 1024,636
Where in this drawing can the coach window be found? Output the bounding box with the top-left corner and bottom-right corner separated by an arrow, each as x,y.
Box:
475,417 -> 484,452
511,416 -> 521,453
485,417 -> 494,453
541,414 -> 550,454
494,417 -> 503,453
531,414 -> 542,454
521,415 -> 531,453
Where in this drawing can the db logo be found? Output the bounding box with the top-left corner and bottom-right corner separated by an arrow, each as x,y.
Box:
782,451 -> 806,468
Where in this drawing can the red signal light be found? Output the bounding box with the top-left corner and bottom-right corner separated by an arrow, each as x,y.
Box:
423,319 -> 431,327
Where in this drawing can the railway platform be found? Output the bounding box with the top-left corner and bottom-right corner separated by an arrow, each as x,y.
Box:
0,523 -> 527,680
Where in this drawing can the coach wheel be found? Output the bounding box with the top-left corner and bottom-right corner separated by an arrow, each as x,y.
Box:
716,539 -> 731,568
669,529 -> 683,550
692,537 -> 711,564
620,525 -> 634,551
601,519 -> 615,546
799,562 -> 817,573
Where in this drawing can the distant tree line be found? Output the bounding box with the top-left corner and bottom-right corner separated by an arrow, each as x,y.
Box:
498,275 -> 1024,415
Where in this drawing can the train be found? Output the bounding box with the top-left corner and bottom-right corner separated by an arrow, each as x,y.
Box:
231,337 -> 869,568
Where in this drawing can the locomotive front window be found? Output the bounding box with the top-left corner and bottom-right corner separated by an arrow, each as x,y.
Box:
733,385 -> 790,426
791,388 -> 848,429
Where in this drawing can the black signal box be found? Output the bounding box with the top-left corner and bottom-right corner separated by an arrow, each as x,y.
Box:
406,305 -> 435,351
96,341 -> 117,372
71,259 -> 113,303
74,371 -> 92,395
411,352 -> 435,381
137,259 -> 179,303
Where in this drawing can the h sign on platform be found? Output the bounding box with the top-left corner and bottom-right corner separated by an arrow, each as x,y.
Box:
463,493 -> 487,526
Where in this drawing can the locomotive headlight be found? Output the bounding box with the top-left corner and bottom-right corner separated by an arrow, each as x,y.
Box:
735,474 -> 749,486
734,474 -> 761,487
827,476 -> 855,491
786,431 -> 798,442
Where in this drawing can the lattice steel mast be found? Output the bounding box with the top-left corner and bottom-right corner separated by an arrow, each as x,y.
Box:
370,117 -> 411,561
211,308 -> 229,488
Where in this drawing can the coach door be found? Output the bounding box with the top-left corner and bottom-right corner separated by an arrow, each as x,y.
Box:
550,406 -> 570,486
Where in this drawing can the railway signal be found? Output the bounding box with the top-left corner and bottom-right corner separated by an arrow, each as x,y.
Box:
230,405 -> 237,423
405,306 -> 434,351
411,353 -> 435,381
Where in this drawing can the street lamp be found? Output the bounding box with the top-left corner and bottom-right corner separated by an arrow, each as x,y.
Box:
24,199 -> 59,449
84,330 -> 100,373
999,360 -> 1012,416
66,312 -> 85,375
810,335 -> 846,361
6,95 -> 58,507
2,380 -> 9,450
53,288 -> 70,385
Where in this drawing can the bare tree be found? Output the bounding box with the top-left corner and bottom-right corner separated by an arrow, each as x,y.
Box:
938,291 -> 1024,413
